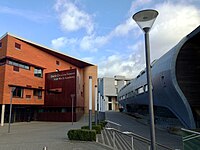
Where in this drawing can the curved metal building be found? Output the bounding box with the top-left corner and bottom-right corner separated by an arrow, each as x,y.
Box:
118,26 -> 200,129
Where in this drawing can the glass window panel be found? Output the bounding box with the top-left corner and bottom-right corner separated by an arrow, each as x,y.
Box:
34,68 -> 43,77
15,43 -> 21,49
13,87 -> 23,98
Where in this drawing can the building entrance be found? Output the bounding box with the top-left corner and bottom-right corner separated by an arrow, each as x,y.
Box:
108,103 -> 112,110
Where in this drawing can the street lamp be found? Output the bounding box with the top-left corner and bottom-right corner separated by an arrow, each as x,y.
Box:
94,85 -> 98,125
89,76 -> 92,130
71,94 -> 75,125
8,87 -> 16,133
132,9 -> 158,150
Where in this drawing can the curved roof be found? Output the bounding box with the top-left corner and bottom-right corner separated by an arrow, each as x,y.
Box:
118,25 -> 200,129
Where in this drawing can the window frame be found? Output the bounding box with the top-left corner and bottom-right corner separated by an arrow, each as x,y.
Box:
114,80 -> 117,86
33,89 -> 42,99
13,87 -> 24,98
56,60 -> 60,65
34,68 -> 43,78
8,60 -> 30,70
15,42 -> 21,50
13,66 -> 19,72
136,86 -> 144,95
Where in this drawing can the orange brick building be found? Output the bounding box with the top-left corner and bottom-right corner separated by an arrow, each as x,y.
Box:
0,33 -> 97,126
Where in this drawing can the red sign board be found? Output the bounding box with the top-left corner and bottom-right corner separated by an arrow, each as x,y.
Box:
45,69 -> 76,107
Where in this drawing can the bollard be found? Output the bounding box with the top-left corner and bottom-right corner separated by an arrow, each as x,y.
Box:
43,146 -> 47,150
148,145 -> 150,150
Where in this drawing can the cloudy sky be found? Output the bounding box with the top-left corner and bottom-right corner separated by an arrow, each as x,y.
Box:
0,0 -> 200,78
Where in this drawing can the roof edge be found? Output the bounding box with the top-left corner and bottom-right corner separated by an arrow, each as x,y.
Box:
3,32 -> 96,66
0,32 -> 9,40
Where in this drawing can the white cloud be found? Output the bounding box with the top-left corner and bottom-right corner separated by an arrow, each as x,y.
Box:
78,18 -> 136,51
54,0 -> 94,34
52,0 -> 200,78
111,18 -> 136,37
149,2 -> 200,60
98,1 -> 200,78
51,34 -> 109,52
79,34 -> 109,52
129,0 -> 152,12
98,50 -> 145,78
51,37 -> 77,49
81,57 -> 94,63
52,0 -> 138,52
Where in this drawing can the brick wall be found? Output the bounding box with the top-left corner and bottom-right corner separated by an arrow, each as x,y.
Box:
0,66 -> 5,104
0,35 -> 7,58
1,34 -> 97,109
0,35 -> 7,104
83,65 -> 98,113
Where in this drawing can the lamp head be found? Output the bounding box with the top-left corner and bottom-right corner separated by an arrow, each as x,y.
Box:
132,9 -> 158,33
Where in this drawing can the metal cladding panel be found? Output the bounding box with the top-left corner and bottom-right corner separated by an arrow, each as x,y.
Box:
45,69 -> 76,107
118,25 -> 200,129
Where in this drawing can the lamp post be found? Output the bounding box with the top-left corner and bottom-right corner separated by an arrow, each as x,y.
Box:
94,85 -> 98,125
71,94 -> 75,125
8,87 -> 16,133
132,9 -> 158,150
89,76 -> 92,130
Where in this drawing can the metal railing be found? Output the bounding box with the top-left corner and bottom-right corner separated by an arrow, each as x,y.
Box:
181,128 -> 200,149
103,120 -> 172,150
105,120 -> 122,130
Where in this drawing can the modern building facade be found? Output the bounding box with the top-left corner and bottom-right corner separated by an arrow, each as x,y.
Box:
0,33 -> 97,126
98,76 -> 131,111
118,26 -> 200,129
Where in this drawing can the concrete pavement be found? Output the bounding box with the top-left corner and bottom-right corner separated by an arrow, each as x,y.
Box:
0,112 -> 183,150
105,111 -> 183,149
0,118 -> 111,150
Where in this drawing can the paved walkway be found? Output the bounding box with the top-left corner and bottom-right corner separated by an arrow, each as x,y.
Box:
0,117 -> 111,150
0,112 -> 183,150
106,111 -> 183,149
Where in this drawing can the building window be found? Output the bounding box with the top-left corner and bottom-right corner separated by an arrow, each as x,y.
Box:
33,89 -> 42,99
13,66 -> 19,72
136,86 -> 144,95
8,60 -> 30,70
114,80 -> 117,86
108,103 -> 112,110
34,68 -> 43,78
0,42 -> 2,48
144,84 -> 148,92
0,58 -> 6,66
15,43 -> 21,49
26,95 -> 31,99
108,97 -> 112,102
56,60 -> 60,65
13,87 -> 23,98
